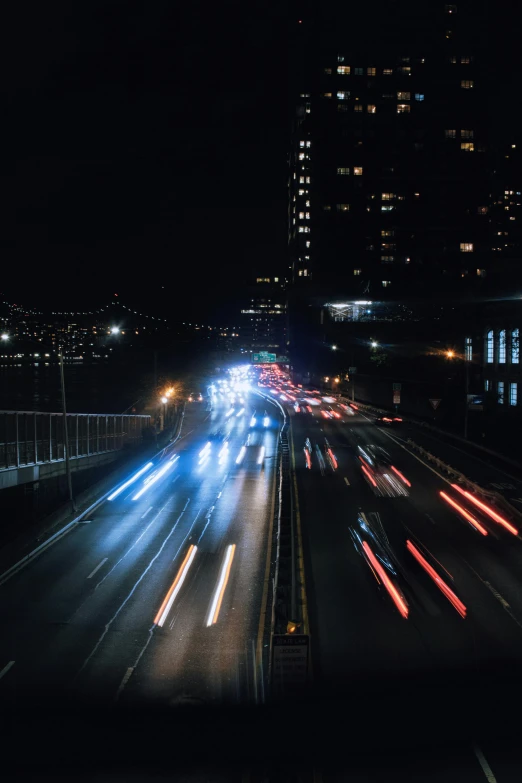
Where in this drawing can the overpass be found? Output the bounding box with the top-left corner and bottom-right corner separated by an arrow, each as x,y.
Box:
0,410 -> 151,490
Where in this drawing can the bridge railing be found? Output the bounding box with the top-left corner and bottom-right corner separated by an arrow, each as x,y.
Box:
0,411 -> 151,470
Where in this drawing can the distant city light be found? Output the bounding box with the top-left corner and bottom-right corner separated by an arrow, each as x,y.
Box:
110,326 -> 120,334
160,396 -> 168,404
0,333 -> 8,341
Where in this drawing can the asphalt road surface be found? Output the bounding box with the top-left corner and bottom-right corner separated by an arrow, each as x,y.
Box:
0,389 -> 281,709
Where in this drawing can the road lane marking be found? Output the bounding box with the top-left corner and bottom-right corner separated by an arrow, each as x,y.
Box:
79,520 -> 92,524
141,506 -> 153,519
114,666 -> 134,701
76,498 -> 192,679
344,477 -> 350,486
87,558 -> 108,579
0,660 -> 15,681
472,744 -> 497,783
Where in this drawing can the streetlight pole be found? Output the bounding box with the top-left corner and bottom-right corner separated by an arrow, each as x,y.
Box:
464,355 -> 470,440
59,351 -> 76,512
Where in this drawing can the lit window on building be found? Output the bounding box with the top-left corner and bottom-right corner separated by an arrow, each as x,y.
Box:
461,129 -> 474,138
381,243 -> 396,250
461,56 -> 470,63
323,205 -> 331,211
383,68 -> 393,75
337,91 -> 350,100
477,269 -> 486,277
381,256 -> 394,263
449,55 -> 457,63
337,66 -> 350,75
415,93 -> 425,101
512,329 -> 520,363
367,104 -> 376,113
498,329 -> 506,364
445,129 -> 456,138
397,91 -> 410,100
486,330 -> 494,363
460,243 -> 473,252
298,189 -> 305,196
337,55 -> 345,63
323,93 -> 333,98
306,176 -> 311,183
299,177 -> 305,184
397,104 -> 410,113
299,141 -> 305,148
498,380 -> 505,404
461,80 -> 474,89
465,336 -> 472,361
354,167 -> 363,175
382,280 -> 391,287
305,200 -> 310,207
306,141 -> 311,148
337,167 -> 350,175
298,226 -> 310,233
461,142 -> 474,151
299,153 -> 305,160
305,241 -> 310,248
477,206 -> 488,214
398,66 -> 411,75
381,193 -> 395,200
367,67 -> 376,76
354,104 -> 363,112
299,212 -> 305,219
485,379 -> 490,391
381,205 -> 394,211
337,204 -> 350,211
305,212 -> 310,219
353,269 -> 362,276
510,383 -> 518,406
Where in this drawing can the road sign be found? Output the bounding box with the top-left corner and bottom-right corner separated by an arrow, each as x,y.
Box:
252,352 -> 277,363
349,366 -> 357,374
393,383 -> 401,391
393,391 -> 401,404
276,356 -> 289,363
272,634 -> 309,685
429,398 -> 441,410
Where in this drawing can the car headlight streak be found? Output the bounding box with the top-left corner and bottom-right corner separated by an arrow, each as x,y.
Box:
107,462 -> 154,501
132,456 -> 179,500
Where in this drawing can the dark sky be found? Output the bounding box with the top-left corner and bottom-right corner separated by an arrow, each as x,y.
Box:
1,1 -> 297,321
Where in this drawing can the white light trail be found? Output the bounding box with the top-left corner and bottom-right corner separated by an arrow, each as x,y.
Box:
132,456 -> 179,500
206,544 -> 236,626
107,462 -> 154,501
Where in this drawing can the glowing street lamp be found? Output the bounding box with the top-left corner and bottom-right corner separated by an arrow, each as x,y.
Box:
446,350 -> 455,359
1,333 -> 9,341
110,326 -> 120,334
370,340 -> 378,348
160,396 -> 168,404
331,344 -> 338,351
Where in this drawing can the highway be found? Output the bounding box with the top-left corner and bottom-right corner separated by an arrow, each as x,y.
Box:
0,375 -> 280,709
263,372 -> 522,782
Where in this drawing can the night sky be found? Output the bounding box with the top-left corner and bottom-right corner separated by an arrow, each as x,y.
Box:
2,1 -> 297,321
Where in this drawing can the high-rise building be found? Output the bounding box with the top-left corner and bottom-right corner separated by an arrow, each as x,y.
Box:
288,1 -> 497,300
238,277 -> 286,355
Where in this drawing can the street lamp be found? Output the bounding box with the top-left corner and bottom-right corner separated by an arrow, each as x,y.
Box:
110,326 -> 120,334
446,350 -> 455,359
370,340 -> 378,349
1,333 -> 9,341
331,344 -> 338,351
160,396 -> 168,404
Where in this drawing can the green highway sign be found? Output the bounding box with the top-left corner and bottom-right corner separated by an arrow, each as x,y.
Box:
252,352 -> 277,363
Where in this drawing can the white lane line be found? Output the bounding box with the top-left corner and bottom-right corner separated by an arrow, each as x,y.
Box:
472,744 -> 497,783
87,558 -> 108,580
79,520 -> 93,524
141,506 -> 153,519
114,666 -> 134,702
76,498 -> 192,679
344,477 -> 350,486
0,660 -> 15,681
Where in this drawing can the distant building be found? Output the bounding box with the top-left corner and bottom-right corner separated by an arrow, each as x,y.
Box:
238,277 -> 287,356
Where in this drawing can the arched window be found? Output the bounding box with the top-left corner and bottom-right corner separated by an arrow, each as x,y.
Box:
499,329 -> 506,363
486,330 -> 494,363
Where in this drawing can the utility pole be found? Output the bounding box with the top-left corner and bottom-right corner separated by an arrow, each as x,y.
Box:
59,351 -> 76,512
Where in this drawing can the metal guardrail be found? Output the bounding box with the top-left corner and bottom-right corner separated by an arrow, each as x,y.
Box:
0,410 -> 151,471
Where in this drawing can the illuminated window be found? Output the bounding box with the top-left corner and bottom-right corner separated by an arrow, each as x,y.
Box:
303,269 -> 308,276
381,256 -> 394,263
298,189 -> 305,196
337,55 -> 345,63
323,93 -> 333,98
354,104 -> 363,112
305,200 -> 310,207
485,379 -> 490,391
477,206 -> 488,214
367,104 -> 376,113
397,91 -> 410,100
337,66 -> 350,75
445,129 -> 456,138
306,176 -> 310,183
381,243 -> 396,250
324,67 -> 332,75
353,269 -> 362,275
336,204 -> 350,211
298,212 -> 305,219
354,67 -> 363,75
415,93 -> 425,101
337,167 -> 350,176
460,243 -> 473,252
398,66 -> 411,75
465,336 -> 472,361
337,91 -> 350,100
299,177 -> 305,183
498,381 -> 505,404
323,205 -> 331,211
367,67 -> 376,76
499,330 -> 507,363
486,330 -> 494,363
461,80 -> 474,89
397,104 -> 410,113
461,56 -> 471,64
510,383 -> 517,406
381,205 -> 394,211
382,280 -> 391,287
461,142 -> 474,151
305,212 -> 310,219
306,141 -> 311,147
299,141 -> 305,148
461,129 -> 474,138
477,269 -> 486,277
381,193 -> 395,201
354,167 -> 363,176
381,230 -> 394,237
298,226 -> 310,233
512,329 -> 520,363
449,55 -> 457,64
299,153 -> 305,160
383,68 -> 393,75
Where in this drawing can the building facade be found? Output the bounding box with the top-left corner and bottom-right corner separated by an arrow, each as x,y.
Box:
238,277 -> 286,355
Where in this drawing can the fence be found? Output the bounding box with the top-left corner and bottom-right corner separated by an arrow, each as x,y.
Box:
0,411 -> 151,470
